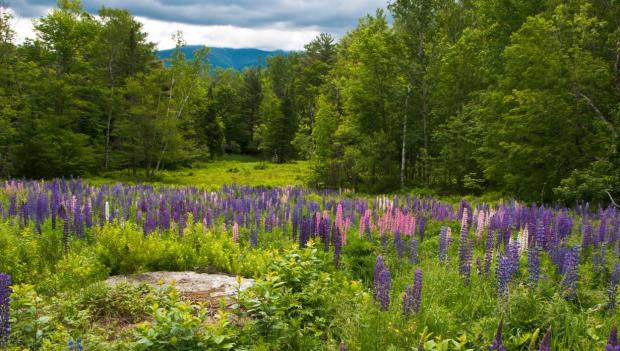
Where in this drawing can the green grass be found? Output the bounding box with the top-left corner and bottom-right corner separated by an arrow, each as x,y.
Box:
90,156 -> 310,189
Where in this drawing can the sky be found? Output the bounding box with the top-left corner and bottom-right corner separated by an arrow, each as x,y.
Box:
5,0 -> 387,51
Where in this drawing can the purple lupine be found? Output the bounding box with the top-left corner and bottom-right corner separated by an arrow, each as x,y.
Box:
459,238 -> 474,283
333,225 -> 342,267
527,247 -> 540,284
418,217 -> 427,242
490,319 -> 507,351
158,199 -> 170,231
484,228 -> 494,276
373,256 -> 385,302
250,229 -> 258,248
608,264 -> 620,310
83,200 -> 92,228
394,230 -> 404,258
607,326 -> 618,351
0,273 -> 11,348
497,254 -> 511,299
561,246 -> 580,301
438,226 -> 448,262
539,328 -> 551,351
378,268 -> 391,311
409,238 -> 418,264
412,267 -> 423,311
582,220 -> 592,250
476,256 -> 483,276
68,337 -> 84,351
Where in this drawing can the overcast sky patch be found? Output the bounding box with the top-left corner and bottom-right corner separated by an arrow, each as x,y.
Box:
6,0 -> 385,50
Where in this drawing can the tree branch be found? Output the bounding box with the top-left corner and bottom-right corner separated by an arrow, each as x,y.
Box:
605,189 -> 620,208
573,91 -> 617,139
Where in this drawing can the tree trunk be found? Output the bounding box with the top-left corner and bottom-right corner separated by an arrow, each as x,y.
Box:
401,85 -> 411,190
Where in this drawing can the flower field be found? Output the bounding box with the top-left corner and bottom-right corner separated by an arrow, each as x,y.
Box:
0,179 -> 618,350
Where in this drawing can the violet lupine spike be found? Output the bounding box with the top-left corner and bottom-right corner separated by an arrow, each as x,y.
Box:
0,273 -> 11,348
527,247 -> 540,284
409,238 -> 419,264
539,328 -> 551,351
409,268 -> 423,313
459,238 -> 474,283
497,254 -> 511,299
377,268 -> 391,311
484,228 -> 494,277
373,256 -> 385,302
490,319 -> 507,351
607,325 -> 618,351
333,225 -> 342,267
561,246 -> 580,301
438,226 -> 448,262
418,217 -> 427,242
394,230 -> 403,258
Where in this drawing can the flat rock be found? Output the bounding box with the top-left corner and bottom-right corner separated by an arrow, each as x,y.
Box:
106,271 -> 254,305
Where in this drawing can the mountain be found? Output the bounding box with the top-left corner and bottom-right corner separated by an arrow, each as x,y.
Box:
157,46 -> 288,70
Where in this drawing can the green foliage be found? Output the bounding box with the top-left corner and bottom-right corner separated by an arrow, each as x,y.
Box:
242,244 -> 345,349
133,301 -> 235,351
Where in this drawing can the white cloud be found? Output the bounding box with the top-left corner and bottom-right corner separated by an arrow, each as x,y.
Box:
137,16 -> 321,51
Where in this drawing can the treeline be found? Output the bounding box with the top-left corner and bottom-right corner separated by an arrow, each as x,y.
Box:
1,1 -> 619,204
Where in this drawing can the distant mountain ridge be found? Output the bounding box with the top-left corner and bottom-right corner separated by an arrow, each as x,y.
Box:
157,46 -> 288,70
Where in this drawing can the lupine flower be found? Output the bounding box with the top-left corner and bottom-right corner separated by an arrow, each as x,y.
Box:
403,268 -> 423,316
606,326 -> 618,351
409,238 -> 418,264
582,220 -> 592,250
562,246 -> 580,301
497,254 -> 511,299
484,229 -> 494,276
333,225 -> 342,267
490,319 -> 507,351
394,230 -> 404,258
418,217 -> 427,242
378,268 -> 391,311
0,273 -> 12,348
459,237 -> 474,283
438,226 -> 448,262
373,256 -> 385,301
68,337 -> 84,351
250,229 -> 258,248
539,328 -> 551,351
527,247 -> 540,284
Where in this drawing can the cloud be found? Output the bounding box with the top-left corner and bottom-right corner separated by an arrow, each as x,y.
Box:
4,0 -> 385,50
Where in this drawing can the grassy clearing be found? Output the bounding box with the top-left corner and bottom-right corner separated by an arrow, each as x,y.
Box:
90,156 -> 310,189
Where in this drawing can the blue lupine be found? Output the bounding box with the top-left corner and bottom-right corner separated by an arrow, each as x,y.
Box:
373,256 -> 385,302
438,226 -> 448,262
409,238 -> 418,264
490,319 -> 507,351
606,326 -> 618,351
527,247 -> 540,284
403,268 -> 423,316
459,238 -> 474,283
539,328 -> 551,351
394,230 -> 403,258
418,217 -> 427,242
378,268 -> 391,311
484,228 -> 494,276
497,254 -> 511,299
0,273 -> 11,348
562,246 -> 580,301
333,225 -> 342,266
